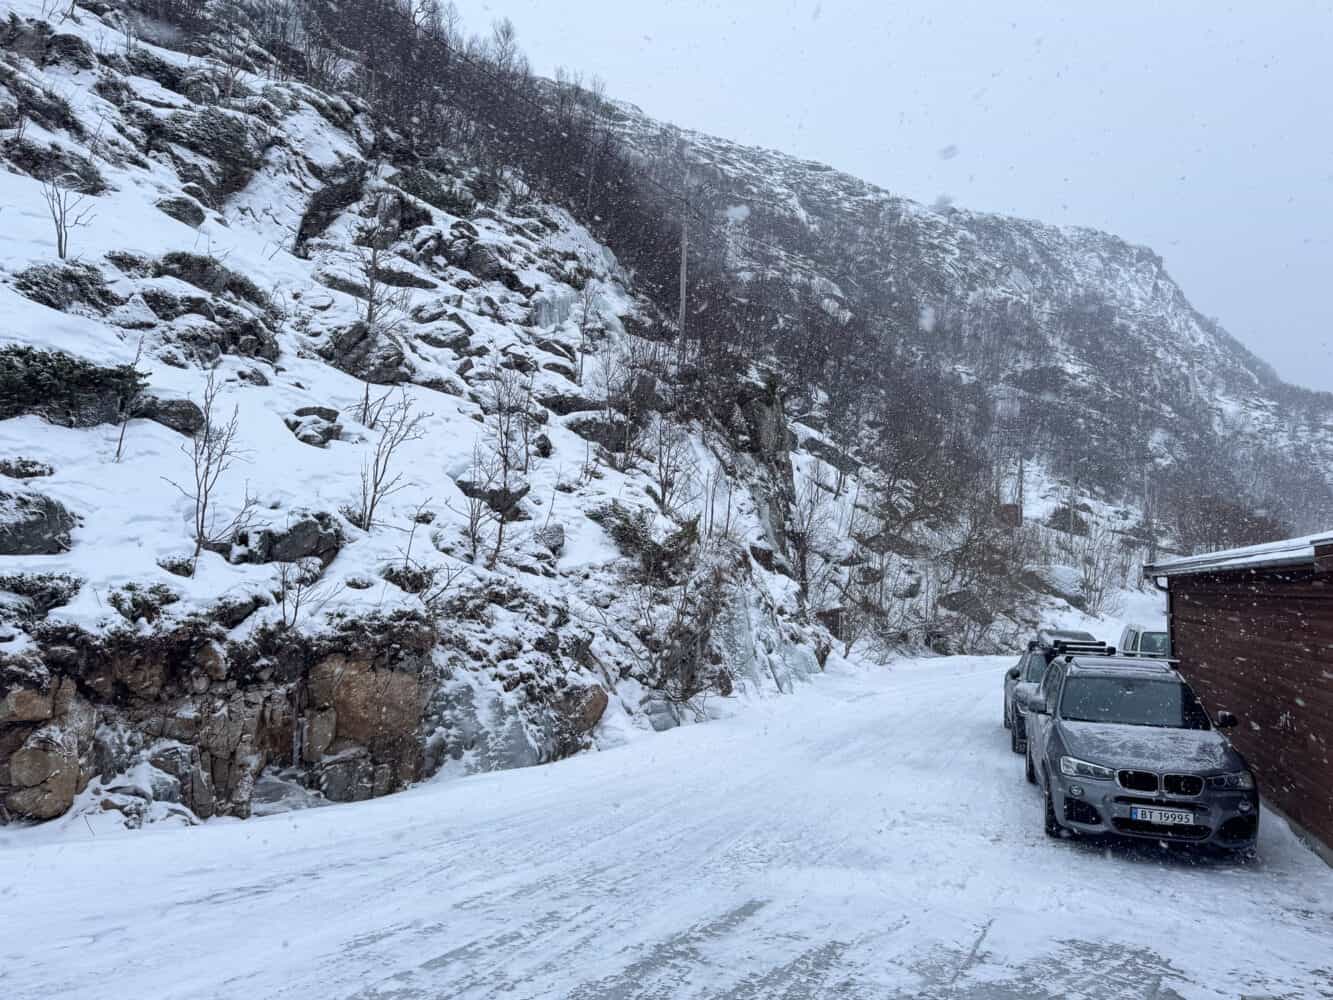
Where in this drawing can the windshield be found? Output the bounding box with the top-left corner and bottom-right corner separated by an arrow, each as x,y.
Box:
1139,632 -> 1170,655
1059,677 -> 1211,729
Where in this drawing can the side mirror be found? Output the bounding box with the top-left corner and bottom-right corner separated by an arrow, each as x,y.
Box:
1007,667 -> 1021,680
1019,690 -> 1046,714
1215,711 -> 1238,730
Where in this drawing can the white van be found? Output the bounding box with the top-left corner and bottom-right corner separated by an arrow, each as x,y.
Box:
1118,624 -> 1171,658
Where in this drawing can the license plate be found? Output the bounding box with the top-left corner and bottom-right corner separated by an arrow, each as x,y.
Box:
1131,806 -> 1194,825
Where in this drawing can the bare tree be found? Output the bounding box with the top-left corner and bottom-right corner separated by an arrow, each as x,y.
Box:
352,198 -> 413,335
449,441 -> 498,563
274,557 -> 338,630
163,371 -> 253,562
1072,521 -> 1131,618
701,462 -> 737,541
648,414 -> 696,516
355,383 -> 393,429
347,391 -> 428,530
114,336 -> 146,462
575,283 -> 601,384
42,175 -> 95,260
480,361 -> 534,565
788,465 -> 836,602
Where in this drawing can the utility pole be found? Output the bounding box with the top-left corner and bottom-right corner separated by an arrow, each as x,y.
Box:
676,165 -> 689,371
677,178 -> 687,362
1017,454 -> 1025,522
1143,460 -> 1157,565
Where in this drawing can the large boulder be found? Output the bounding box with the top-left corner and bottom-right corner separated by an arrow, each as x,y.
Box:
0,347 -> 144,428
284,410 -> 342,448
308,655 -> 427,756
132,393 -> 205,435
6,725 -> 81,819
267,514 -> 343,565
155,196 -> 207,228
0,490 -> 75,555
321,322 -> 411,384
454,478 -> 531,521
558,684 -> 608,736
219,512 -> 344,568
13,263 -> 122,315
0,685 -> 54,724
4,691 -> 95,820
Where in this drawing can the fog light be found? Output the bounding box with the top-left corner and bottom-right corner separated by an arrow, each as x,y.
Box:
1070,785 -> 1084,798
1238,800 -> 1252,813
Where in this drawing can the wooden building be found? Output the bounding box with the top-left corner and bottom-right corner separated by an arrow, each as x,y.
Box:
1147,533 -> 1333,859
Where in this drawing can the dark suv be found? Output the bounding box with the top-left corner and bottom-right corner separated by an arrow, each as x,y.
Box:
1003,630 -> 1103,755
1021,656 -> 1259,851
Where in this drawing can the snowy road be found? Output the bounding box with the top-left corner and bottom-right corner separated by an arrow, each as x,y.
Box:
3,657 -> 1332,999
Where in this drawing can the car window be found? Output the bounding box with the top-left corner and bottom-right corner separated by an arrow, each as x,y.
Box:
1023,652 -> 1048,682
1059,677 -> 1211,729
1139,631 -> 1170,655
1124,628 -> 1138,651
1043,665 -> 1063,714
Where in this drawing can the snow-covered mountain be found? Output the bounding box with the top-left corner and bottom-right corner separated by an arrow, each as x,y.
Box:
608,102 -> 1333,530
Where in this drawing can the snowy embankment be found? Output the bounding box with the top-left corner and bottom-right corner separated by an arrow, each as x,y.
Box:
2,654 -> 1328,1000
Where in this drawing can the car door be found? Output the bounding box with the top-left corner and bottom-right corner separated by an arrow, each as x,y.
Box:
1030,662 -> 1065,779
1006,652 -> 1030,715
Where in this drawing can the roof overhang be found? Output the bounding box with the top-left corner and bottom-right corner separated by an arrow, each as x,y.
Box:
1145,532 -> 1333,580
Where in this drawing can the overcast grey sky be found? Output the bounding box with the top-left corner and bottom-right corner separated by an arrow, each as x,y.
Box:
458,1 -> 1333,392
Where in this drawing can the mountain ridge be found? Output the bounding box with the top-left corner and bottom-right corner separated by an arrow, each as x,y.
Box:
602,95 -> 1333,527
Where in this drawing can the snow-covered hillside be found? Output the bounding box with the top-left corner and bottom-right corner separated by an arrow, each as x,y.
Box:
0,0 -> 837,830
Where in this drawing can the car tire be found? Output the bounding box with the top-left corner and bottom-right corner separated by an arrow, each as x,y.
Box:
1025,746 -> 1036,785
1043,776 -> 1062,838
1010,717 -> 1025,755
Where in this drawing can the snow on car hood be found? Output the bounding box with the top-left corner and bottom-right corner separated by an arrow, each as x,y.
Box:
1060,721 -> 1239,772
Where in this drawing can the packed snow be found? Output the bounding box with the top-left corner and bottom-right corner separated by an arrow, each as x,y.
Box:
2,653 -> 1329,1000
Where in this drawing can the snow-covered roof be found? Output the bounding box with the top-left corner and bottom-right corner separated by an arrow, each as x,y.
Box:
1146,531 -> 1333,578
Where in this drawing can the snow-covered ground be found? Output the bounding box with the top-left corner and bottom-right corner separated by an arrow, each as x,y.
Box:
3,654 -> 1329,1000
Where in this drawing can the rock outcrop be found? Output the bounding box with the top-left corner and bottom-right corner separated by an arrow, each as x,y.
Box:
0,491 -> 76,555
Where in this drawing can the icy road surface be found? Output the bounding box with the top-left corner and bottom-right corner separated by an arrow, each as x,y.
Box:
3,656 -> 1332,1000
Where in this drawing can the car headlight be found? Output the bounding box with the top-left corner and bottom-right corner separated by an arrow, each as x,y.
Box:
1207,771 -> 1255,790
1059,755 -> 1114,780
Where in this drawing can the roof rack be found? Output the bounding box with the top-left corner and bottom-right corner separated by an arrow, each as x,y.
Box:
1051,639 -> 1110,657
1066,656 -> 1176,672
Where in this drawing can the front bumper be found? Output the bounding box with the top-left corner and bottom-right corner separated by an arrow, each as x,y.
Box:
1048,771 -> 1259,848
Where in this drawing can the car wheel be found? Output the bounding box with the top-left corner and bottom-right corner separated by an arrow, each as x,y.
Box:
1043,776 -> 1062,838
1025,745 -> 1036,785
1010,717 -> 1025,755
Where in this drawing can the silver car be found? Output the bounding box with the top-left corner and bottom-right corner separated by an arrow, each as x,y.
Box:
1021,656 -> 1259,851
1003,629 -> 1101,755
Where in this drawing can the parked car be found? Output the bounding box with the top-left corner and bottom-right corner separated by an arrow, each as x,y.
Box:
1118,624 -> 1171,658
1020,655 -> 1259,851
1003,629 -> 1103,755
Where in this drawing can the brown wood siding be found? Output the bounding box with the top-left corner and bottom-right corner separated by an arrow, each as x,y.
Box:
1169,568 -> 1333,851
